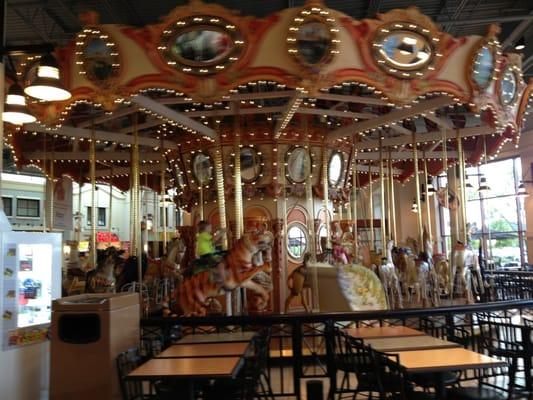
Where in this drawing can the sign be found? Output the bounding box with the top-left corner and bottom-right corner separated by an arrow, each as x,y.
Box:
96,231 -> 120,242
49,176 -> 73,231
5,325 -> 49,349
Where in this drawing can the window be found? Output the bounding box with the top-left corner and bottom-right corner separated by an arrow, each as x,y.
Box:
2,197 -> 13,216
437,157 -> 527,269
287,224 -> 308,259
175,209 -> 182,227
16,198 -> 39,217
159,207 -> 171,227
87,207 -> 106,227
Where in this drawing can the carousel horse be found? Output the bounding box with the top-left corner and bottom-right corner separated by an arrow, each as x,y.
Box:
394,247 -> 418,303
451,242 -> 484,304
331,222 -> 349,265
421,226 -> 442,306
145,237 -> 186,282
174,230 -> 274,316
377,240 -> 403,309
85,247 -> 121,293
284,253 -> 311,313
433,254 -> 450,295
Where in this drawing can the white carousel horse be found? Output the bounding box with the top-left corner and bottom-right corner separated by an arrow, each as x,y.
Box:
451,243 -> 484,304
377,240 -> 403,309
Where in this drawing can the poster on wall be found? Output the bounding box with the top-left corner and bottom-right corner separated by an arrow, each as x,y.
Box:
49,175 -> 73,231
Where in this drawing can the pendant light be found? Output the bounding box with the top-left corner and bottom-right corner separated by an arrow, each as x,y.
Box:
2,83 -> 36,125
517,182 -> 529,198
410,198 -> 418,213
515,37 -> 525,51
24,53 -> 71,101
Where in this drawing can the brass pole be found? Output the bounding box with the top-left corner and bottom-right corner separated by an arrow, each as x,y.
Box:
442,131 -> 448,254
338,200 -> 343,221
352,148 -> 358,259
389,153 -> 397,242
303,118 -> 316,261
386,152 -> 392,242
76,175 -> 82,243
213,129 -> 228,250
379,138 -> 386,253
90,122 -> 97,269
49,138 -> 54,231
368,164 -> 374,251
161,157 -> 167,254
457,131 -> 467,244
412,134 -> 423,248
131,114 -> 142,298
153,190 -> 159,257
42,135 -> 47,233
234,116 -> 243,240
108,168 -> 113,249
322,145 -> 331,248
423,157 -> 432,244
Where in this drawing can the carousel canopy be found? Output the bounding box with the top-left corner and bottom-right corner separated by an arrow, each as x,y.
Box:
3,0 -> 533,208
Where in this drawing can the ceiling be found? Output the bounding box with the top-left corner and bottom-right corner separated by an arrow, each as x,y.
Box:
3,0 -> 533,75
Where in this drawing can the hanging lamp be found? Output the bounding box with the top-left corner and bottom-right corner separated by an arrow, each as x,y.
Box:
410,198 -> 418,213
2,83 -> 36,125
478,137 -> 491,194
24,53 -> 71,101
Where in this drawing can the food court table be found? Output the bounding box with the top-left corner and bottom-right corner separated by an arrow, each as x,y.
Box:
344,326 -> 426,339
127,356 -> 243,400
395,348 -> 506,400
156,342 -> 250,358
177,331 -> 256,344
363,335 -> 460,352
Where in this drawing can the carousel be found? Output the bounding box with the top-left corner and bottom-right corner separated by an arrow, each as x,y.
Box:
4,0 -> 532,316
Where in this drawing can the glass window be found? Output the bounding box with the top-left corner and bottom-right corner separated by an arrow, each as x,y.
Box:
287,224 -> 307,259
2,197 -> 13,216
328,152 -> 343,186
159,207 -> 170,228
87,207 -> 106,227
17,198 -> 39,217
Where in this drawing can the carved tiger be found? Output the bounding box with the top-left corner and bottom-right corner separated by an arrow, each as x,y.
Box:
173,231 -> 273,316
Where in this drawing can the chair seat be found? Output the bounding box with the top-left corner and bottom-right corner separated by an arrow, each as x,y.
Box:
409,371 -> 460,388
446,387 -> 506,400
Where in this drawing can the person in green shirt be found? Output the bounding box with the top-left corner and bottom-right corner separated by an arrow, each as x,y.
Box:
195,220 -> 226,283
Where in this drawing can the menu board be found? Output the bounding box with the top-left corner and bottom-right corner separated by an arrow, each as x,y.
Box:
2,242 -> 54,349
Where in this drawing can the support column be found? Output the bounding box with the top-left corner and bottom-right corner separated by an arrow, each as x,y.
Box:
368,165 -> 374,251
90,123 -> 97,269
161,159 -> 167,254
412,134 -> 423,249
457,132 -> 468,244
389,154 -> 397,242
271,218 -> 283,313
322,145 -> 330,248
379,139 -> 386,252
352,149 -> 358,259
423,157 -> 432,245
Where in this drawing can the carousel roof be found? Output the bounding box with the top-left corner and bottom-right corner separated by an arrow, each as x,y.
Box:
3,0 -> 533,205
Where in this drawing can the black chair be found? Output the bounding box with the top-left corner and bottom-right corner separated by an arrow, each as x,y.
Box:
523,317 -> 533,328
116,348 -> 153,400
369,348 -> 434,400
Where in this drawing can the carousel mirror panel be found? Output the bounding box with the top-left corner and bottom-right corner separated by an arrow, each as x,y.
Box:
286,147 -> 311,184
239,147 -> 263,183
500,67 -> 517,105
472,44 -> 495,89
328,152 -> 343,186
161,16 -> 244,74
287,223 -> 308,259
192,153 -> 213,185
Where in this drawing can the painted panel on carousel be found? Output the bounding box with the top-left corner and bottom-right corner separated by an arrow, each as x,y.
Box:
471,39 -> 498,90
286,147 -> 312,184
160,15 -> 244,75
238,146 -> 263,183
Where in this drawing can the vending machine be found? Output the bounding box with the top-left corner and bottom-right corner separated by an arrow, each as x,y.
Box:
0,231 -> 62,349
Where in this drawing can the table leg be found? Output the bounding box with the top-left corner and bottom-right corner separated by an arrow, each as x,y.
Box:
188,380 -> 195,400
434,372 -> 446,400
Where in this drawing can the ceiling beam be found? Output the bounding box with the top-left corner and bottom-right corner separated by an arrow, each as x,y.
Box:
77,106 -> 139,128
354,125 -> 494,150
356,151 -> 459,161
25,151 -> 163,161
355,164 -> 402,175
424,113 -> 454,130
440,14 -> 533,27
315,92 -> 388,106
298,107 -> 375,120
94,163 -> 162,178
25,123 -> 178,149
329,96 -> 454,141
274,92 -> 303,139
502,11 -> 533,49
132,94 -> 217,140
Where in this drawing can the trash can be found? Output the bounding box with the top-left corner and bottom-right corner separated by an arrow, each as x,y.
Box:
50,293 -> 140,400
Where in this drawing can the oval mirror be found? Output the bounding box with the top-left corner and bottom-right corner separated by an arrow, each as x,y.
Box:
379,30 -> 432,70
328,152 -> 343,186
296,20 -> 331,65
287,148 -> 311,183
473,46 -> 494,88
84,38 -> 116,82
500,68 -> 517,105
287,224 -> 308,259
239,147 -> 262,183
171,28 -> 233,65
192,153 -> 213,185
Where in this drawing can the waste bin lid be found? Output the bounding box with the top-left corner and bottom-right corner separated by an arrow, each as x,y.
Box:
52,292 -> 139,311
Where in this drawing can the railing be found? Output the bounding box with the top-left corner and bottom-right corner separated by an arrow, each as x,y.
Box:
484,270 -> 533,301
141,299 -> 533,398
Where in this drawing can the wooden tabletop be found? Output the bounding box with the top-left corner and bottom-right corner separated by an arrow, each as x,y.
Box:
156,342 -> 250,358
177,332 -> 256,344
127,357 -> 243,380
364,336 -> 460,352
344,326 -> 426,339
394,348 -> 506,373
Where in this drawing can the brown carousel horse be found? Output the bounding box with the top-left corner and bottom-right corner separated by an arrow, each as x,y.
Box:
85,247 -> 122,293
174,230 -> 273,316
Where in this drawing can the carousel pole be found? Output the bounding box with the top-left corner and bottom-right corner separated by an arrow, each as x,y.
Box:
213,121 -> 228,250
90,121 -> 97,269
131,113 -> 142,302
423,156 -> 432,244
389,153 -> 397,242
108,167 -> 113,249
49,138 -> 55,231
234,114 -> 244,314
379,138 -> 386,252
161,154 -> 167,255
412,133 -> 423,249
368,164 -> 374,251
351,148 -> 358,260
386,151 -> 392,242
322,144 -> 331,248
456,131 -> 468,244
42,135 -> 47,232
442,130 -> 449,254
303,117 -> 316,262
76,173 -> 82,243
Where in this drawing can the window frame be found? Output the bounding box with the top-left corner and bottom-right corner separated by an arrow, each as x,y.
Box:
16,197 -> 40,218
286,222 -> 309,261
2,196 -> 13,217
